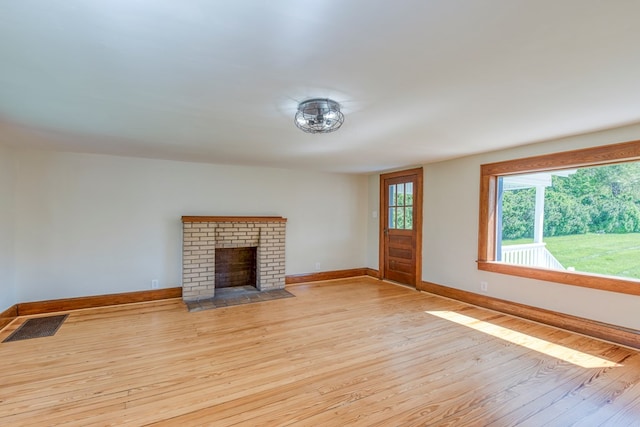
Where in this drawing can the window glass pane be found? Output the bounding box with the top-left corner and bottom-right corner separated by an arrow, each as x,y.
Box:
497,162 -> 640,280
389,185 -> 396,207
389,207 -> 396,229
405,207 -> 413,229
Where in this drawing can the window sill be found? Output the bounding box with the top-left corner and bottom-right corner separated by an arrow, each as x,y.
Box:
477,261 -> 640,296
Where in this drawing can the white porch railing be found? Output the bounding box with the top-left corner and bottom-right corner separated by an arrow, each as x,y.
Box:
501,243 -> 564,270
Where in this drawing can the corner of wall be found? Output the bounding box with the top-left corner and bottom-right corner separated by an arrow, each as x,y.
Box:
0,144 -> 17,311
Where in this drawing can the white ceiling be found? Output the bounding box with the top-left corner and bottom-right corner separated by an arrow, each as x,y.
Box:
2,1 -> 640,174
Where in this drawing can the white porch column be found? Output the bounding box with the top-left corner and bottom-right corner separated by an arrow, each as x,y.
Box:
534,185 -> 545,244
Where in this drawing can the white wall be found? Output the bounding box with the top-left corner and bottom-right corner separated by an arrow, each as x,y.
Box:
13,150 -> 368,302
366,174 -> 380,269
0,144 -> 16,310
367,123 -> 640,330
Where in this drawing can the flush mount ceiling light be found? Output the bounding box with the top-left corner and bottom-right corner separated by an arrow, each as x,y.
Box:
294,98 -> 344,134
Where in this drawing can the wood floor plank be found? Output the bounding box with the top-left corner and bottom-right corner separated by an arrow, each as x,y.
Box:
160,328 -> 522,425
520,353 -> 640,425
0,277 -> 638,425
572,375 -> 640,426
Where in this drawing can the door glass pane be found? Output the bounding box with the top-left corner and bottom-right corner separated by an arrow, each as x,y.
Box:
397,207 -> 405,228
406,182 -> 413,207
389,185 -> 396,207
389,207 -> 396,228
398,183 -> 405,206
406,207 -> 413,229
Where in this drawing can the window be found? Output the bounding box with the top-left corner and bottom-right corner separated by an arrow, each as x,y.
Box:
478,140 -> 640,296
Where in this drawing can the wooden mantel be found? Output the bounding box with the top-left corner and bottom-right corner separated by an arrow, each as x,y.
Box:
181,216 -> 287,223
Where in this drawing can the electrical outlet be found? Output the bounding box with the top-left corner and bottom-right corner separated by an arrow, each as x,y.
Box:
315,262 -> 321,271
151,279 -> 159,289
480,281 -> 488,292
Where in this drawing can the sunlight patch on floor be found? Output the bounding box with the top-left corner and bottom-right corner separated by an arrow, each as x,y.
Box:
426,310 -> 621,368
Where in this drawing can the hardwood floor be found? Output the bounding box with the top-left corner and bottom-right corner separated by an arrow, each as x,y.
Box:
1,277 -> 639,426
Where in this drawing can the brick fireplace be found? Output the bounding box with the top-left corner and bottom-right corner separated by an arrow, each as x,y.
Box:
181,216 -> 287,302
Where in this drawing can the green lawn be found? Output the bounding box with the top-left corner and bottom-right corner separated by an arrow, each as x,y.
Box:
502,233 -> 640,279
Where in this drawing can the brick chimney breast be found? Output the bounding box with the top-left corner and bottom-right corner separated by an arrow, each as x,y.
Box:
181,216 -> 286,302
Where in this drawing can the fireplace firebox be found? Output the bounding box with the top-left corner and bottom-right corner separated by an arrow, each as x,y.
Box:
215,247 -> 257,288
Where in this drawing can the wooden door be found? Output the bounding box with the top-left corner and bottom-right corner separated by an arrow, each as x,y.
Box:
380,168 -> 423,287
